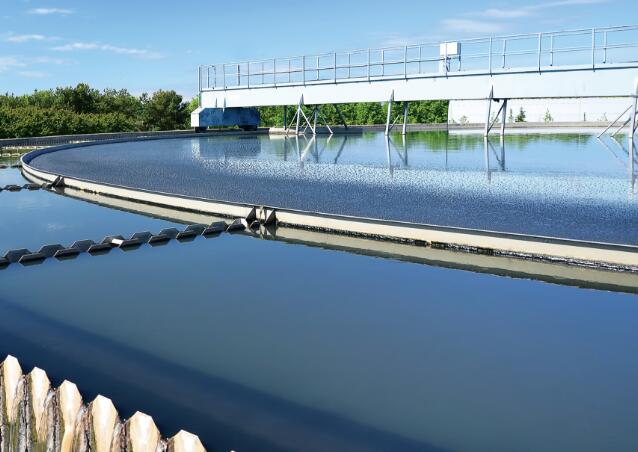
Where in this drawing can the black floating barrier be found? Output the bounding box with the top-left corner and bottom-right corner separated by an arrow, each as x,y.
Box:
23,183 -> 42,191
0,217 -> 261,271
176,224 -> 207,241
70,240 -> 98,253
131,231 -> 153,244
19,252 -> 47,265
148,233 -> 171,246
158,228 -> 180,239
102,235 -> 142,250
203,221 -> 227,237
54,247 -> 82,260
4,185 -> 22,192
4,249 -> 31,263
38,244 -> 66,258
227,218 -> 248,232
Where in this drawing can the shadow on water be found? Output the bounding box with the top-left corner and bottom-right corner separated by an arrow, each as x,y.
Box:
0,299 -> 451,452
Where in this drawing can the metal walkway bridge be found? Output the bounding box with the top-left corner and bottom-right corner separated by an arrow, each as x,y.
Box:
193,24 -> 638,139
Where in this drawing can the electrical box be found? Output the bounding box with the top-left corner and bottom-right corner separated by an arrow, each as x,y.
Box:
440,42 -> 461,57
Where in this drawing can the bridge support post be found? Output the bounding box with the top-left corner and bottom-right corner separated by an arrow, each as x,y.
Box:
402,102 -> 409,135
500,99 -> 508,138
385,91 -> 394,136
334,105 -> 348,130
295,98 -> 302,135
630,80 -> 638,148
484,87 -> 494,137
484,87 -> 508,138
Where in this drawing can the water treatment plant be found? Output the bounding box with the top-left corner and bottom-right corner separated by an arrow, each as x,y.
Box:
1,14 -> 638,452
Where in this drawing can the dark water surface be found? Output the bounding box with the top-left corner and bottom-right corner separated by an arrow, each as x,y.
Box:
28,131 -> 638,245
4,138 -> 638,451
0,169 -> 182,252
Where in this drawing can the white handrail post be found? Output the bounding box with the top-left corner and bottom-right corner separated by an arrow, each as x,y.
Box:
367,48 -> 371,82
502,39 -> 506,68
444,42 -> 448,77
488,37 -> 492,74
591,28 -> 596,69
382,49 -> 385,76
537,33 -> 542,72
404,45 -> 408,78
334,52 -> 337,83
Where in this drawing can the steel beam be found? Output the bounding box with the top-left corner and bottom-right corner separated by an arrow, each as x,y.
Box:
402,102 -> 409,135
385,91 -> 394,136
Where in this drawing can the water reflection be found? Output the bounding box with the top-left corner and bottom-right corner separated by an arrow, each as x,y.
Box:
30,131 -> 638,245
185,131 -> 628,178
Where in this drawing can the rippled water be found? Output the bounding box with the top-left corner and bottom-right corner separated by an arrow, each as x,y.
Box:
28,131 -> 638,244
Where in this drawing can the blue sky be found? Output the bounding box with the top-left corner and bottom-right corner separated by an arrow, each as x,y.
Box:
0,0 -> 633,99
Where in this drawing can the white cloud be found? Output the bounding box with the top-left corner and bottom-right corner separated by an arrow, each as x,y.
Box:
441,0 -> 608,36
52,42 -> 164,59
478,0 -> 608,19
31,56 -> 68,65
0,57 -> 26,72
6,34 -> 58,43
28,8 -> 74,16
441,19 -> 506,34
17,70 -> 48,78
52,42 -> 98,51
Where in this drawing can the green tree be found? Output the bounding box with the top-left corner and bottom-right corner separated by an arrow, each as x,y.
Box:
515,107 -> 526,122
142,90 -> 187,130
543,109 -> 553,123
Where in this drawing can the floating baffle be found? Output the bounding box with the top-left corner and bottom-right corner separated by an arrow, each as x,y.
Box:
0,355 -> 208,452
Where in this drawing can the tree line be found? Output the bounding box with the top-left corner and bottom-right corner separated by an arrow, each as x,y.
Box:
256,100 -> 448,128
0,84 -> 194,138
0,83 -> 448,138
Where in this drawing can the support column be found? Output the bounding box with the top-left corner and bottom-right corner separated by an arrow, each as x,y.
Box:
484,87 -> 494,137
335,104 -> 348,130
385,91 -> 394,136
500,99 -> 508,138
630,80 -> 638,149
295,96 -> 303,135
313,108 -> 318,136
283,106 -> 288,130
402,102 -> 409,136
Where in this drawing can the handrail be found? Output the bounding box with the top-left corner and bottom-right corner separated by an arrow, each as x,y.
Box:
199,24 -> 638,91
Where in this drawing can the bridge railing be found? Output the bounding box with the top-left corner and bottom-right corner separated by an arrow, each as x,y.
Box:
199,24 -> 638,92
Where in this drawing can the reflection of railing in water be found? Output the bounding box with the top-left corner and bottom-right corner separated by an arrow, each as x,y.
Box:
0,355 -> 206,452
596,136 -> 638,192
